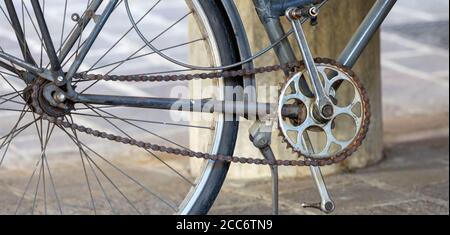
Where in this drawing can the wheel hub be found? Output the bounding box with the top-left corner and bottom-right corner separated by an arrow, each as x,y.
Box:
24,78 -> 74,118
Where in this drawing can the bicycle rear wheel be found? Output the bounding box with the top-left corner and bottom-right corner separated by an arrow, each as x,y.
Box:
0,0 -> 242,215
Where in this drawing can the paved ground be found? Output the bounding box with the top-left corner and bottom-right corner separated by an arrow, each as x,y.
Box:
0,0 -> 448,215
211,136 -> 449,215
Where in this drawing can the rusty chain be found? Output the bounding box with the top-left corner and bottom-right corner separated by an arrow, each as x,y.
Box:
31,57 -> 370,167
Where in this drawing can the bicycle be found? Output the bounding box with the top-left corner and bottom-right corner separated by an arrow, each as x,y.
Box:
0,0 -> 396,215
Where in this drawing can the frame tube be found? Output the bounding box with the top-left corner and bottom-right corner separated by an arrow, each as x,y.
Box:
58,0 -> 103,63
338,0 -> 397,68
31,1 -> 62,72
66,0 -> 118,96
75,94 -> 300,118
4,0 -> 36,65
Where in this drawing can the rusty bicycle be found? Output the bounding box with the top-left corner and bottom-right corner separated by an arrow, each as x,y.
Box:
0,0 -> 396,215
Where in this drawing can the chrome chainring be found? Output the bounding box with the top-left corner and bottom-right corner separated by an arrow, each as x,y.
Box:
278,58 -> 370,160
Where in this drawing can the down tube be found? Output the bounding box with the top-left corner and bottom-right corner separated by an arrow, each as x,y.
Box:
338,0 -> 397,68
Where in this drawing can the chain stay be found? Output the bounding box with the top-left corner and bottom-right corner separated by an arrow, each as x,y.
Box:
33,58 -> 370,167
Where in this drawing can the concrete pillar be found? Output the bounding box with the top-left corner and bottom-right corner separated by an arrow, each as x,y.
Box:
190,0 -> 383,179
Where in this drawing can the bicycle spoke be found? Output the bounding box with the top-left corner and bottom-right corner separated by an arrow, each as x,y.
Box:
30,115 -> 55,215
57,0 -> 68,57
0,119 -> 37,144
80,11 -> 193,94
85,0 -> 162,74
0,47 -> 21,76
88,104 -> 189,150
83,104 -> 194,186
0,105 -> 30,167
81,39 -> 203,74
0,73 -> 24,100
31,159 -> 43,215
0,70 -> 21,78
85,153 -> 116,214
0,93 -> 25,106
60,125 -> 177,212
66,115 -> 97,215
43,149 -> 63,215
71,110 -> 212,130
59,126 -> 142,214
14,155 -> 41,214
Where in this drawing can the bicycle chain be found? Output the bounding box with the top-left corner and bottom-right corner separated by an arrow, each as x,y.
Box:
31,57 -> 370,167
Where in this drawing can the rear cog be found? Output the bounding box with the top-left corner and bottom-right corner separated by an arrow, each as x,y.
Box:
30,78 -> 74,118
278,58 -> 370,160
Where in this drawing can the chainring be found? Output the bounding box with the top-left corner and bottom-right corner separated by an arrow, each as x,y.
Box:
278,58 -> 371,161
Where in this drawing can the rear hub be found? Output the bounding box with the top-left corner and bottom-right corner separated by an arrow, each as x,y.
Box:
24,78 -> 74,118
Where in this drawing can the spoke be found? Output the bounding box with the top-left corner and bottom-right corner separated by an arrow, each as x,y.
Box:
84,0 -> 162,74
0,70 -> 21,78
0,119 -> 37,144
41,121 -> 63,215
0,105 -> 30,167
85,153 -> 116,214
84,104 -> 194,186
14,156 -> 42,215
59,126 -> 142,214
0,107 -> 32,112
56,0 -> 124,68
60,126 -> 177,212
43,151 -> 63,215
79,11 -> 193,94
31,159 -> 43,215
0,90 -> 24,99
58,0 -> 69,56
82,39 -> 203,74
71,110 -> 212,130
0,93 -> 25,106
0,3 -> 33,66
74,0 -> 92,59
20,1 -> 45,56
66,115 -> 97,215
30,117 -> 56,215
0,47 -> 21,76
39,0 -> 46,68
90,105 -> 189,150
0,72 -> 24,100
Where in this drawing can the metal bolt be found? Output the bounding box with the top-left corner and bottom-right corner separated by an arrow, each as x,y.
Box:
321,104 -> 334,119
309,7 -> 319,17
54,92 -> 66,103
71,13 -> 80,22
57,76 -> 64,82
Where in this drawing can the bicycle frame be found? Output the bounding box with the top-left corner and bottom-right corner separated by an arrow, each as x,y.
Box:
0,0 -> 397,120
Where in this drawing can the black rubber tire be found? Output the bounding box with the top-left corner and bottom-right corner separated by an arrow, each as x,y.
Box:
186,1 -> 243,215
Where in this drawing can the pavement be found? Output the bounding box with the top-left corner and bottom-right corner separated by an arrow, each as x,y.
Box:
0,0 -> 448,215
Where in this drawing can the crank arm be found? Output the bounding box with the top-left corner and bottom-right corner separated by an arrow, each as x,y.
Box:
302,166 -> 335,214
286,7 -> 335,120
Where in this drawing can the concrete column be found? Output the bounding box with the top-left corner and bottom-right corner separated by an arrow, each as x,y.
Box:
190,0 -> 383,179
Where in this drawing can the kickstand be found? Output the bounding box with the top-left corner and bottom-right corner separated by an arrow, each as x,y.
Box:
249,121 -> 279,215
